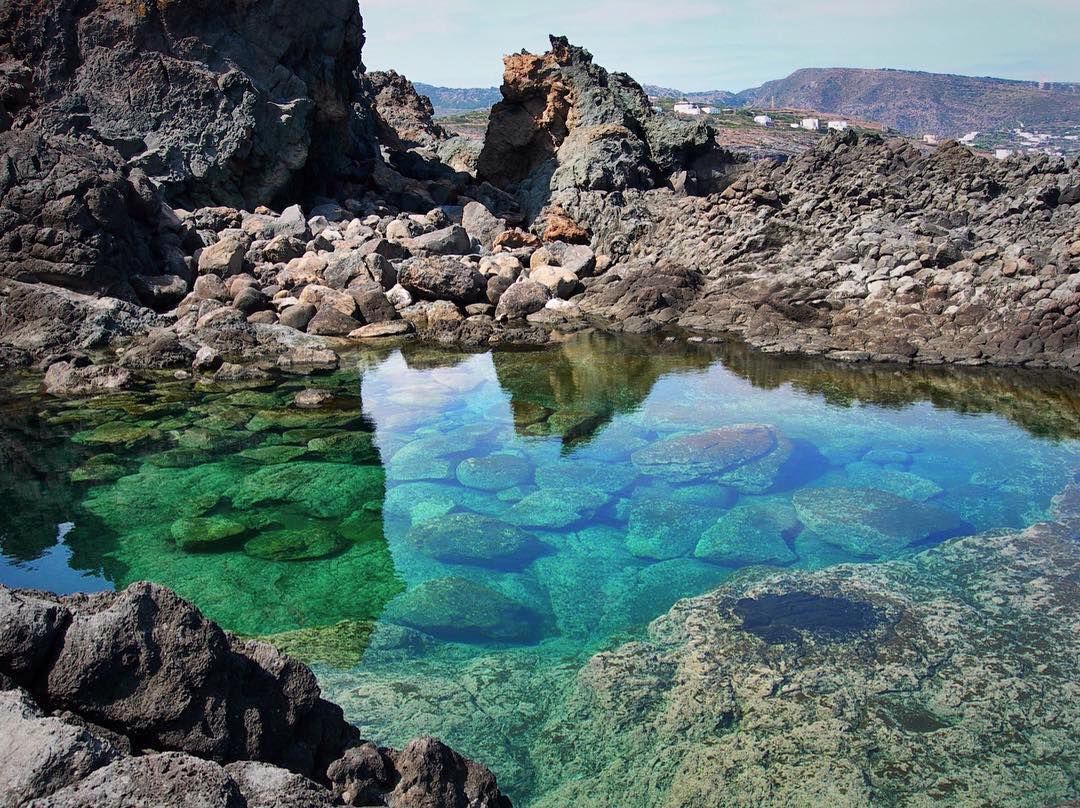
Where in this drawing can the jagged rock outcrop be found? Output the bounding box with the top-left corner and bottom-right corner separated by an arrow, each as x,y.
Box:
369,71 -> 451,151
0,582 -> 513,807
0,0 -> 379,209
477,36 -> 731,211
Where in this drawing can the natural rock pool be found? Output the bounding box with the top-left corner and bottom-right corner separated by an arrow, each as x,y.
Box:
2,333 -> 1079,805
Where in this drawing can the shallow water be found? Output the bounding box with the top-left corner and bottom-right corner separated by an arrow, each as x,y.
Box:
2,333 -> 1079,804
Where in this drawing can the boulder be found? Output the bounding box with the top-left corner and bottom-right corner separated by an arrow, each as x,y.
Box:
529,265 -> 581,299
348,281 -> 398,324
306,307 -> 361,337
462,202 -> 507,251
25,752 -> 246,808
398,258 -> 487,306
403,226 -> 473,257
494,280 -> 551,321
277,347 -> 340,373
0,687 -> 121,806
792,487 -> 971,557
383,577 -> 544,644
349,321 -> 415,340
43,362 -> 134,397
198,237 -> 246,277
406,513 -> 544,568
279,304 -> 318,332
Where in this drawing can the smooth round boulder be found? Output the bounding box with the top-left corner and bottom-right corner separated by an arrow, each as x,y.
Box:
405,513 -> 543,568
455,454 -> 534,490
792,487 -> 970,557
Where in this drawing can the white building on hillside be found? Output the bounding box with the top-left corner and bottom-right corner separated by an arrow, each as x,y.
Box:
801,118 -> 820,131
827,120 -> 849,131
673,102 -> 701,116
994,148 -> 1014,160
923,134 -> 939,146
753,114 -> 774,127
959,131 -> 979,145
700,106 -> 716,114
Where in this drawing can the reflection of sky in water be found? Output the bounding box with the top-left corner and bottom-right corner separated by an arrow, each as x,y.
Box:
0,522 -> 110,594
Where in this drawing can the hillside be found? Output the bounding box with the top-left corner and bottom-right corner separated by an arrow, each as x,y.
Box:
734,67 -> 1080,138
414,83 -> 502,117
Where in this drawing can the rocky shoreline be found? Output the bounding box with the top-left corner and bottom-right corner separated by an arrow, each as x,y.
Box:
1,2 -> 1075,381
0,582 -> 511,807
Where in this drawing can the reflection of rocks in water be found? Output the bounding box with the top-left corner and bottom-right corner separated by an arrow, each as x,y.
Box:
0,401 -> 86,562
527,484 -> 1080,807
716,341 -> 1080,441
734,591 -> 885,645
492,332 -> 713,446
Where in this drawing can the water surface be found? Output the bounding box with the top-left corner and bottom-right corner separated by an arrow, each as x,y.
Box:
1,333 -> 1078,804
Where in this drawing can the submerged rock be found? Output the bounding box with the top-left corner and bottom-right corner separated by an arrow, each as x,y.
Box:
505,488 -> 610,529
170,516 -> 248,553
405,513 -> 544,568
632,424 -> 782,482
792,486 -> 970,557
243,528 -> 349,562
455,454 -> 535,491
694,500 -> 801,566
624,498 -> 721,561
383,577 -> 545,644
734,591 -> 884,645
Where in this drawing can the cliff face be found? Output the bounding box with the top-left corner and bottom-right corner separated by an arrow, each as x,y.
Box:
0,0 -> 381,296
0,0 -> 379,208
476,36 -> 727,208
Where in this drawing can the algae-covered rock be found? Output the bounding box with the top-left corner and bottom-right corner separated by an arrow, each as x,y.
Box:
534,460 -> 637,495
843,463 -> 944,502
71,421 -> 161,448
69,454 -> 127,483
232,462 -> 383,518
383,577 -> 545,644
238,445 -> 309,465
405,513 -> 544,568
305,432 -> 379,464
505,489 -> 610,529
792,487 -> 970,557
694,499 -> 801,566
170,516 -> 248,553
631,424 -> 781,482
260,620 -> 376,669
456,454 -> 535,491
624,498 -> 720,561
244,527 -> 348,562
716,431 -> 795,494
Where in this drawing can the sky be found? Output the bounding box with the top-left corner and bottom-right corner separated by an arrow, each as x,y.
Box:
359,0 -> 1080,91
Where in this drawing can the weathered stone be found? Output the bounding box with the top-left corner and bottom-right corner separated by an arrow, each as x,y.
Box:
398,258 -> 487,306
406,513 -> 544,568
495,279 -> 552,321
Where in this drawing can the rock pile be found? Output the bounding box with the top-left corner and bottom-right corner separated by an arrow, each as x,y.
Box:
562,131 -> 1080,371
0,582 -> 511,807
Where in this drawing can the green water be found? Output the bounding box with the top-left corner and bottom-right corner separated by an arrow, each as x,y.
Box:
1,333 -> 1079,804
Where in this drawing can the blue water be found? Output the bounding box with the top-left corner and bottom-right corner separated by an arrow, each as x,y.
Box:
1,333 -> 1078,804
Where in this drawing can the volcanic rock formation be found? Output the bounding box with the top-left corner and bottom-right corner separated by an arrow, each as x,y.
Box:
477,36 -> 732,212
0,582 -> 512,807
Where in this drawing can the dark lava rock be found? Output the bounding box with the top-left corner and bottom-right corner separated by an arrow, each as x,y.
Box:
734,591 -> 885,645
398,258 -> 487,306
0,583 -> 359,778
25,751 -> 247,808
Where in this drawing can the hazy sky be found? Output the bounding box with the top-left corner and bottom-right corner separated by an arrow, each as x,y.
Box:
359,0 -> 1080,91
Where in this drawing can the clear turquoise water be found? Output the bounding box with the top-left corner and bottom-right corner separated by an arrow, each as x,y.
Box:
1,333 -> 1078,804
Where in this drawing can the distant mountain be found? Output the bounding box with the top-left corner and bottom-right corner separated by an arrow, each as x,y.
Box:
732,68 -> 1080,137
413,83 -> 502,117
417,68 -> 1080,140
643,85 -> 736,104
